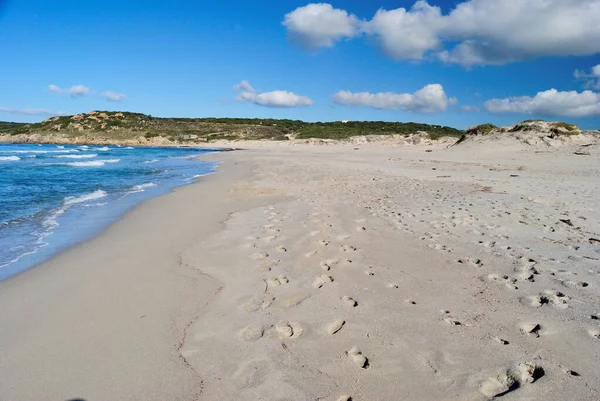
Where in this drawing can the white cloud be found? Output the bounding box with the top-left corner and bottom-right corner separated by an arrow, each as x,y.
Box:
233,80 -> 255,93
0,106 -> 67,116
364,1 -> 444,60
282,3 -> 360,50
48,84 -> 91,98
48,84 -> 62,94
461,105 -> 480,112
234,81 -> 313,108
484,89 -> 600,117
332,84 -> 454,113
574,64 -> 600,90
102,91 -> 127,102
66,85 -> 91,97
285,1 -> 600,66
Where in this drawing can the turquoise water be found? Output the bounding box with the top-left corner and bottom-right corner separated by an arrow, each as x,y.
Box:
0,143 -> 220,280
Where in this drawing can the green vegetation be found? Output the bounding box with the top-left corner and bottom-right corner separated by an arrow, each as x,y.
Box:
509,120 -> 580,135
0,121 -> 29,135
295,121 -> 462,140
550,122 -> 578,133
466,123 -> 498,135
0,111 -> 464,143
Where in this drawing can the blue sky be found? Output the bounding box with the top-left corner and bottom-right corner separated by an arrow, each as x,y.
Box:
1,0 -> 600,129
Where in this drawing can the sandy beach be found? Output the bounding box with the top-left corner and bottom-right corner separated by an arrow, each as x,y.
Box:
1,140 -> 599,400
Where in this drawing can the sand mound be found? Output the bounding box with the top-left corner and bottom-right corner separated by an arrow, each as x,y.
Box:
454,121 -> 600,151
291,132 -> 457,147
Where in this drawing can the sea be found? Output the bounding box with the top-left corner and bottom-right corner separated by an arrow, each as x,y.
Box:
0,143 -> 220,280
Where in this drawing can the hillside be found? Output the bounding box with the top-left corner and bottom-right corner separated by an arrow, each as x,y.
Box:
0,111 -> 463,145
0,121 -> 28,133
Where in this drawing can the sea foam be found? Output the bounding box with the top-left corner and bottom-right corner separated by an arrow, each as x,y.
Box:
0,156 -> 20,161
65,159 -> 121,167
64,190 -> 108,206
7,149 -> 78,154
55,154 -> 98,159
129,183 -> 157,193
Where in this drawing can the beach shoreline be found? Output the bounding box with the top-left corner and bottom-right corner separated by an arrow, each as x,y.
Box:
0,144 -> 227,281
0,151 -> 253,400
1,143 -> 599,400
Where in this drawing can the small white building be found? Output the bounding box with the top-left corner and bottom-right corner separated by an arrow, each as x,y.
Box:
341,120 -> 350,124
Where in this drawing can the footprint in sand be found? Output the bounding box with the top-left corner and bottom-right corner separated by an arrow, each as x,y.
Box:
559,365 -> 580,376
516,267 -> 538,282
267,275 -> 289,288
327,319 -> 345,335
241,324 -> 264,341
259,259 -> 280,272
348,346 -> 369,369
428,243 -> 452,253
457,257 -> 483,267
274,321 -> 304,339
588,328 -> 600,339
320,261 -> 332,271
527,290 -> 569,308
442,310 -> 461,325
520,322 -> 542,337
313,274 -> 333,288
244,296 -> 275,313
337,396 -> 352,401
263,235 -> 278,243
341,244 -> 357,252
478,240 -> 496,249
444,317 -> 461,325
480,372 -> 516,398
560,280 -> 589,288
341,295 -> 357,307
276,246 -> 287,253
252,251 -> 269,260
318,240 -> 330,246
485,274 -> 518,290
480,362 -> 542,398
493,336 -> 509,345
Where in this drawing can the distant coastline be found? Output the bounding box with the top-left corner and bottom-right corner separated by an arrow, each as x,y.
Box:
0,110 -> 465,146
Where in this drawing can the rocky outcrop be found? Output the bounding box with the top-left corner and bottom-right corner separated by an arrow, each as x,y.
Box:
0,133 -> 175,146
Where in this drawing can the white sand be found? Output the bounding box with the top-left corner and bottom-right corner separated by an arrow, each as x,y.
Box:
1,140 -> 599,400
